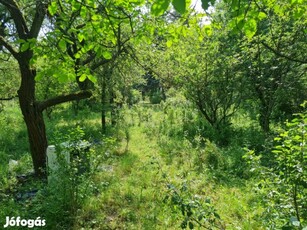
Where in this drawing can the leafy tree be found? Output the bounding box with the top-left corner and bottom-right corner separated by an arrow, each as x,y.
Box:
0,0 -> 93,177
167,18 -> 244,144
0,0 -> 150,177
240,5 -> 307,133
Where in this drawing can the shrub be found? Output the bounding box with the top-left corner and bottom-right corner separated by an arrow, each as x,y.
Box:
149,91 -> 164,104
193,137 -> 225,172
163,182 -> 223,229
244,103 -> 306,229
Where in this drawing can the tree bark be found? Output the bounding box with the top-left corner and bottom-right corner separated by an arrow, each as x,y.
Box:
17,58 -> 92,177
0,0 -> 93,178
17,61 -> 47,177
101,77 -> 107,133
110,91 -> 117,126
259,106 -> 271,133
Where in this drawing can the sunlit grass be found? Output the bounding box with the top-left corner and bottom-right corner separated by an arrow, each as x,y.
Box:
0,102 -> 267,229
71,115 -> 265,229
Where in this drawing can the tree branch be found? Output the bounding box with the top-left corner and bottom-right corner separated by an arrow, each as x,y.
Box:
261,42 -> 307,64
0,0 -> 29,38
0,35 -> 19,58
90,58 -> 110,71
124,46 -> 161,78
0,95 -> 18,101
38,90 -> 92,111
29,1 -> 47,38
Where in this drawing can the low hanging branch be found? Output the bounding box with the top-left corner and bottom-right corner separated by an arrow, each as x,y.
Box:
0,95 -> 18,101
38,90 -> 92,112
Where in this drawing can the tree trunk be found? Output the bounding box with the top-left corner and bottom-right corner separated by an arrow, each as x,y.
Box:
101,78 -> 107,133
259,100 -> 273,134
18,63 -> 47,178
110,91 -> 116,126
17,61 -> 92,178
259,112 -> 270,133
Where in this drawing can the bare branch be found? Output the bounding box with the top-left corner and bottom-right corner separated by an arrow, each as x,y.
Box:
0,95 -> 18,101
38,90 -> 92,111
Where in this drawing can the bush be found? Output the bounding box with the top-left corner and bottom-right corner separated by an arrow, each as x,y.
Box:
163,182 -> 223,229
244,103 -> 306,229
149,91 -> 164,104
193,137 -> 225,172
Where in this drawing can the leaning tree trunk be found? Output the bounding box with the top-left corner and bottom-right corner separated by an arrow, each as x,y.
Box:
18,62 -> 47,178
16,62 -> 93,177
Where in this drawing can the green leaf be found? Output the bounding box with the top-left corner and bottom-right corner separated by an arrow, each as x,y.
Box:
88,74 -> 97,83
201,0 -> 215,10
166,40 -> 173,47
80,6 -> 87,19
258,12 -> 267,20
188,221 -> 194,229
243,18 -> 257,39
78,33 -> 85,42
48,1 -> 58,16
35,72 -> 44,81
57,74 -> 69,83
202,25 -> 212,36
91,14 -> 100,21
20,42 -> 29,52
72,1 -> 81,12
172,0 -> 186,14
102,51 -> 112,59
58,39 -> 66,51
79,74 -> 87,82
151,0 -> 171,16
75,52 -> 81,59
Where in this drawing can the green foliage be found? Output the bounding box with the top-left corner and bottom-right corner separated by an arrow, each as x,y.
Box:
270,105 -> 306,228
165,17 -> 244,142
0,101 -> 28,159
0,99 -> 273,229
48,1 -> 58,16
0,58 -> 19,100
201,0 -> 216,10
31,127 -> 114,229
151,0 -> 171,16
172,0 -> 187,14
164,182 -> 222,229
193,137 -> 225,171
239,10 -> 307,132
149,90 -> 164,104
244,104 -> 307,229
1,0 -> 306,228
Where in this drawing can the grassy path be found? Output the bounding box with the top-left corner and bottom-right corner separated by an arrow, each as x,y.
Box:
76,126 -> 172,229
75,124 -> 264,229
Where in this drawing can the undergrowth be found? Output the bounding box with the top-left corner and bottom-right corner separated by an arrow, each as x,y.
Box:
1,99 -> 304,229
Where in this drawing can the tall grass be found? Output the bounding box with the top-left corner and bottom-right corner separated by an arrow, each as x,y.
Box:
0,97 -> 287,229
